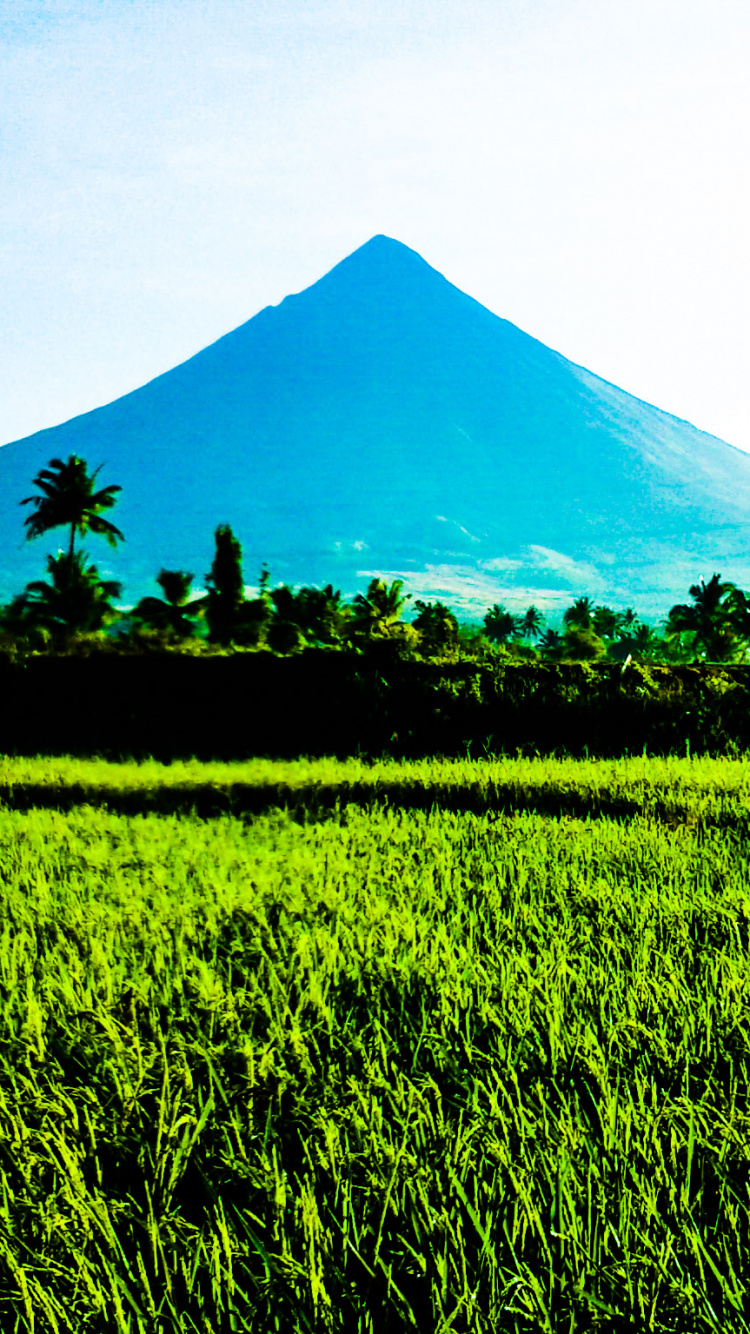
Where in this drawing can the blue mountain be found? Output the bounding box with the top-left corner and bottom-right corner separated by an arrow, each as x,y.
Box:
3,234 -> 750,617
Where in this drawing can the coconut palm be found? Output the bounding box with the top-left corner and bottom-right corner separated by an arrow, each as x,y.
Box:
21,456 -> 124,575
351,579 -> 410,637
667,574 -> 741,661
298,584 -> 350,644
483,603 -> 522,644
132,569 -> 202,638
538,628 -> 563,657
22,551 -> 122,635
519,605 -> 545,641
609,620 -> 663,662
271,583 -> 350,647
563,596 -> 595,630
413,599 -> 459,655
592,605 -> 624,640
629,622 -> 664,659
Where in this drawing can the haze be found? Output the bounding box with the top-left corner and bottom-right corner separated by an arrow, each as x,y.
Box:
2,0 -> 750,453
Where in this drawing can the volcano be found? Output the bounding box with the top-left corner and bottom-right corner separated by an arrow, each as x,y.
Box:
3,234 -> 750,618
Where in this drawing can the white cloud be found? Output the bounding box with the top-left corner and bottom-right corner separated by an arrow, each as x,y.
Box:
525,545 -> 601,585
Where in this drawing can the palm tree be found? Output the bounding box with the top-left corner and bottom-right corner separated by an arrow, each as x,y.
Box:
271,583 -> 350,647
538,628 -> 563,657
22,551 -> 122,635
21,456 -> 124,576
298,584 -> 350,644
132,569 -> 203,638
483,603 -> 522,644
519,605 -> 545,641
563,596 -> 595,630
351,579 -> 410,637
592,605 -> 623,640
630,622 -> 664,659
667,574 -> 741,661
609,620 -> 663,662
413,599 -> 459,655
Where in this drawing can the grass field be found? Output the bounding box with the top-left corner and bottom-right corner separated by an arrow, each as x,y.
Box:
0,755 -> 749,1331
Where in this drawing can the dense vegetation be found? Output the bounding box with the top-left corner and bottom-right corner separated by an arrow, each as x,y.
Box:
0,754 -> 749,1332
4,454 -> 750,666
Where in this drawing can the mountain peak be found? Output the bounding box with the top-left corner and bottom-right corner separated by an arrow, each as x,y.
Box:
2,238 -> 750,616
316,234 -> 438,290
348,233 -> 424,260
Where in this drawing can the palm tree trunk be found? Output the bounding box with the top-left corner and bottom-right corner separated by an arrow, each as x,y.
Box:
68,522 -> 76,584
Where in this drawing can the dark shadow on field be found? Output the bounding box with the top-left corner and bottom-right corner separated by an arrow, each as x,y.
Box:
0,780 -> 746,829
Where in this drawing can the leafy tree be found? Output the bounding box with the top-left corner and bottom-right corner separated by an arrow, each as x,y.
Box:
631,623 -> 666,658
609,621 -> 665,662
0,594 -> 50,647
270,583 -> 349,648
592,605 -> 627,640
563,596 -> 595,630
204,525 -> 246,645
132,569 -> 203,638
298,585 -> 350,644
725,586 -> 750,642
351,579 -> 410,638
21,456 -> 123,575
226,565 -> 272,648
457,623 -> 497,659
538,628 -> 563,657
20,551 -> 122,635
562,625 -> 607,660
666,574 -> 743,662
413,600 -> 459,656
483,603 -> 521,644
267,584 -> 305,653
519,606 -> 545,641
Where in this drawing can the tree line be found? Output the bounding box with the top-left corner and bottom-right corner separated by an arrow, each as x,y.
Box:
2,453 -> 749,664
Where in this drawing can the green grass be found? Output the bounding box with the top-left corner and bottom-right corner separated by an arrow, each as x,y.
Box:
3,751 -> 750,821
0,757 -> 749,1330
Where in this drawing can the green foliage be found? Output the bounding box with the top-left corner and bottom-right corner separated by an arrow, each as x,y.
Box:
563,595 -> 595,630
266,615 -> 306,654
519,604 -> 545,640
1,756 -> 750,1330
0,593 -> 52,649
561,624 -> 607,661
21,454 -> 124,564
18,551 -> 123,636
538,627 -> 563,658
413,599 -> 459,656
204,524 -> 247,645
610,621 -> 666,662
15,455 -> 125,636
667,573 -> 746,662
351,578 -> 410,639
270,583 -> 350,650
131,569 -> 203,639
482,602 -> 521,644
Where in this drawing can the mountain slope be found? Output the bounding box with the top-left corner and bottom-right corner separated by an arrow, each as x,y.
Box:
3,234 -> 750,617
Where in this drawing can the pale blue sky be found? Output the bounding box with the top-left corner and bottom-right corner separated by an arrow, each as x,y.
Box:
2,0 -> 750,450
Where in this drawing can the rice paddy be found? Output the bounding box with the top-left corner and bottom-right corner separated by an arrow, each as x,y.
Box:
0,754 -> 749,1331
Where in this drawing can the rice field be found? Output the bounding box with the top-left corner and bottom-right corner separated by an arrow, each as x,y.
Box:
0,755 -> 749,1331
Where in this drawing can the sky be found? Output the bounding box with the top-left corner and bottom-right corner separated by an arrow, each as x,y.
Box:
2,0 -> 750,453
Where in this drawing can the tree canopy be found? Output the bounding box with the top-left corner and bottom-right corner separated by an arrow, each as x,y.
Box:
21,456 -> 124,566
